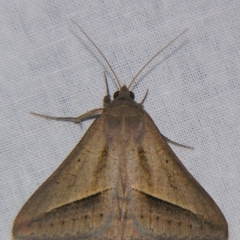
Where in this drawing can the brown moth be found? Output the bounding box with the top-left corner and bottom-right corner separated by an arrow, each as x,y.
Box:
12,24 -> 228,240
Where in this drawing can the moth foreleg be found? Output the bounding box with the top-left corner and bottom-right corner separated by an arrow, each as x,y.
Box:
30,108 -> 103,123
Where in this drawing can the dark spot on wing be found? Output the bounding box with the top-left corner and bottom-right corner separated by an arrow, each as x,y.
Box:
93,146 -> 109,178
138,147 -> 150,173
138,147 -> 152,187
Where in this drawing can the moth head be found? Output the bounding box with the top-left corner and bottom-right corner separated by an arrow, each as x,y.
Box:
113,85 -> 135,100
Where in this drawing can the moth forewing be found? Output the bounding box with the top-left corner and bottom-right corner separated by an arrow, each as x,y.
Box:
13,25 -> 228,240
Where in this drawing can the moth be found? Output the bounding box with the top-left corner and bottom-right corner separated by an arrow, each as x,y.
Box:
12,24 -> 228,240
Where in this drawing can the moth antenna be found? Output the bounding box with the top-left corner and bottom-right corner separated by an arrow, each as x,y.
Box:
128,28 -> 189,89
71,19 -> 121,89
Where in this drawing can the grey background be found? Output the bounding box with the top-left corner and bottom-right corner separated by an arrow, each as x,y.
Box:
1,1 -> 239,239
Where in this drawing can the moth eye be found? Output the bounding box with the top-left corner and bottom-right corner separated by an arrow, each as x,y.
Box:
113,91 -> 119,99
130,91 -> 135,99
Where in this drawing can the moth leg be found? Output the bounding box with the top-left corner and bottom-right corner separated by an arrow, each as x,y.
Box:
30,108 -> 103,123
140,89 -> 148,104
162,134 -> 194,149
103,71 -> 111,106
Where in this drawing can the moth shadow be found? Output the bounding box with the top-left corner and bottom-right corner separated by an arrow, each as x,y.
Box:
130,41 -> 188,92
